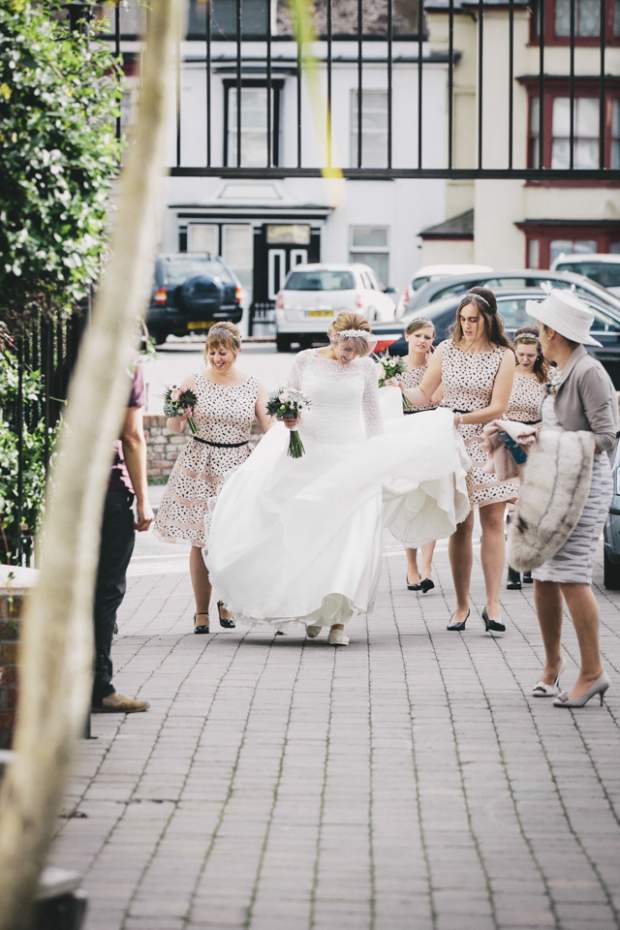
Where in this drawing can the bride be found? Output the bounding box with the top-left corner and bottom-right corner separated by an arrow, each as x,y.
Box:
205,312 -> 470,645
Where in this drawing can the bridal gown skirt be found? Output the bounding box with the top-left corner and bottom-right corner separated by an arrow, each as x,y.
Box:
206,406 -> 470,631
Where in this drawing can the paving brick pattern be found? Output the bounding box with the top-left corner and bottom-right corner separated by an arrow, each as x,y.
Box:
52,541 -> 620,930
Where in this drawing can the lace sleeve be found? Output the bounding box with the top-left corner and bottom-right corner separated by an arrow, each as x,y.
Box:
363,358 -> 384,437
287,349 -> 311,391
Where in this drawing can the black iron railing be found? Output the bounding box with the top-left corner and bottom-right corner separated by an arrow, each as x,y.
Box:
97,0 -> 620,181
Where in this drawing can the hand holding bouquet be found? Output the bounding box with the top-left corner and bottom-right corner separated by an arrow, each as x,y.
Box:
374,353 -> 413,411
266,387 -> 311,458
164,385 -> 198,434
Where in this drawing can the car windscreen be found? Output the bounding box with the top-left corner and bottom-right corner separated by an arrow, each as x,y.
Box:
161,258 -> 231,285
285,270 -> 356,291
556,262 -> 620,290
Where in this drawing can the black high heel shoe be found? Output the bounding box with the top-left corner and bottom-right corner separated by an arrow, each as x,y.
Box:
482,607 -> 506,637
406,575 -> 421,591
447,609 -> 470,632
419,578 -> 435,594
506,567 -> 521,590
194,612 -> 210,634
217,600 -> 236,629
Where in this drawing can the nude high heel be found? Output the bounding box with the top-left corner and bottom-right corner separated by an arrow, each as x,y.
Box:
553,672 -> 610,708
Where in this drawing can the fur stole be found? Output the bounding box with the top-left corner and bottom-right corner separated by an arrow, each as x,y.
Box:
508,429 -> 595,572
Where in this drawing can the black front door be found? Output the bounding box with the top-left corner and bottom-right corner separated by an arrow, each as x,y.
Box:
252,224 -> 321,306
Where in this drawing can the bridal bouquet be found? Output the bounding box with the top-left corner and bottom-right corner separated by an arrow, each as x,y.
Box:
163,385 -> 198,434
266,387 -> 311,458
375,353 -> 413,411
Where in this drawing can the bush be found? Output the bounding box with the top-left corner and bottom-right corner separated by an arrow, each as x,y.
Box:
0,346 -> 58,563
0,0 -> 121,332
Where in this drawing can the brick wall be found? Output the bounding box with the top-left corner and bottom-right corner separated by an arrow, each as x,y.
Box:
144,414 -> 186,481
0,603 -> 21,750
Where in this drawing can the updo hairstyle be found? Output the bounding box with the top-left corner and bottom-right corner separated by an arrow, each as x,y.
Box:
330,311 -> 373,357
405,318 -> 435,337
204,321 -> 242,358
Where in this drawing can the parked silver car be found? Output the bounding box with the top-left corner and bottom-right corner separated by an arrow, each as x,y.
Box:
604,444 -> 620,589
403,269 -> 620,317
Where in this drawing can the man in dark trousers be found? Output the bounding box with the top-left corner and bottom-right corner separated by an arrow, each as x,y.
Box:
91,364 -> 154,713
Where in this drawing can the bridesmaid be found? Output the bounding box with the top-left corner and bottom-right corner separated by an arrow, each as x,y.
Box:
505,328 -> 548,590
402,287 -> 516,634
400,319 -> 440,594
155,322 -> 271,633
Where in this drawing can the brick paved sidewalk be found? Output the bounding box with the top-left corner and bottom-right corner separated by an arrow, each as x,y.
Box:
52,538 -> 620,930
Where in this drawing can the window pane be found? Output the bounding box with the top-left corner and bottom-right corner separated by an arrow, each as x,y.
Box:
610,242 -> 620,253
351,90 -> 388,168
286,271 -> 356,291
551,239 -> 597,262
349,253 -> 389,288
188,224 -> 218,254
555,0 -> 600,36
351,226 -> 388,248
211,0 -> 269,36
576,97 -> 598,135
496,299 -> 528,330
228,87 -> 272,167
528,239 -> 540,269
222,224 -> 252,289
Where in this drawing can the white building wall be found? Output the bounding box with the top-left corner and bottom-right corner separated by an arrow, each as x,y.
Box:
160,40 -> 451,295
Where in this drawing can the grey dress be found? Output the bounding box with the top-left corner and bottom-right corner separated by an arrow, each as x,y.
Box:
532,370 -> 614,585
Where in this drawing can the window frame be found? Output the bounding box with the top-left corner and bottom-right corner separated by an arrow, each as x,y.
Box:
349,225 -> 390,289
529,0 -> 620,47
517,223 -> 620,269
223,79 -> 282,168
350,89 -> 389,169
524,78 -> 620,172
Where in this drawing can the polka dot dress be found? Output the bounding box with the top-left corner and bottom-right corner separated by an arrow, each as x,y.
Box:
401,364 -> 436,412
505,373 -> 547,424
155,372 -> 258,547
441,340 -> 517,508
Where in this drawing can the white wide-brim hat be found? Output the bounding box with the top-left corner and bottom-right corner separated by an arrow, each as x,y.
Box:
526,288 -> 601,347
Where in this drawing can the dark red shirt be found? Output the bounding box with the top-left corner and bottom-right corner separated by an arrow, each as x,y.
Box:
109,366 -> 146,494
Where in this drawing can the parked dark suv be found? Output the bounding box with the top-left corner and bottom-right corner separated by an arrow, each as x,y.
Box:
147,253 -> 243,345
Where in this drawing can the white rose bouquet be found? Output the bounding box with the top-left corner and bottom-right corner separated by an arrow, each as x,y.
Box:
266,387 -> 311,458
374,353 -> 412,411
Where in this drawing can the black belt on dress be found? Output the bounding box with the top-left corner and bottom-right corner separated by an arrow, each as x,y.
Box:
507,417 -> 541,425
192,436 -> 249,448
452,408 -> 474,414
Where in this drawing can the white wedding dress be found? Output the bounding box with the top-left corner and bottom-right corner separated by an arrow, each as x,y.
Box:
206,350 -> 470,632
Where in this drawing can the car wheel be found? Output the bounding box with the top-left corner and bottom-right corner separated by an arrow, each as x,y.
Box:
603,549 -> 620,589
276,333 -> 292,353
150,329 -> 168,346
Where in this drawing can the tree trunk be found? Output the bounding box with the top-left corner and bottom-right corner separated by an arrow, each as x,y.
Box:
0,4 -> 184,928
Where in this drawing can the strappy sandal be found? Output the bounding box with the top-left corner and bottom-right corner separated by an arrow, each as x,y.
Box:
194,612 -> 210,634
217,600 -> 236,630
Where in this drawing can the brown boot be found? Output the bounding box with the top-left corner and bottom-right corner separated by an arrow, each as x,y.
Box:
94,693 -> 150,714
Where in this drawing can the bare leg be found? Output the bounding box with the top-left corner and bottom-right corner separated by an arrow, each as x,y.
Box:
448,511 -> 474,621
479,502 -> 507,619
405,548 -> 421,586
421,541 -> 436,579
533,579 -> 563,684
560,582 -> 605,699
190,545 -> 211,614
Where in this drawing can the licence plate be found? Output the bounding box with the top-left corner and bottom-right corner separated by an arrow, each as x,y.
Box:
307,310 -> 334,318
187,321 -> 214,331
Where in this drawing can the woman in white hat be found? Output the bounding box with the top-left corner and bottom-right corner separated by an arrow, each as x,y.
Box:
526,289 -> 618,708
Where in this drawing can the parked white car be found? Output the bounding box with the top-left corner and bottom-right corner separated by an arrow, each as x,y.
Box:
274,263 -> 396,352
551,253 -> 620,296
397,263 -> 494,316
